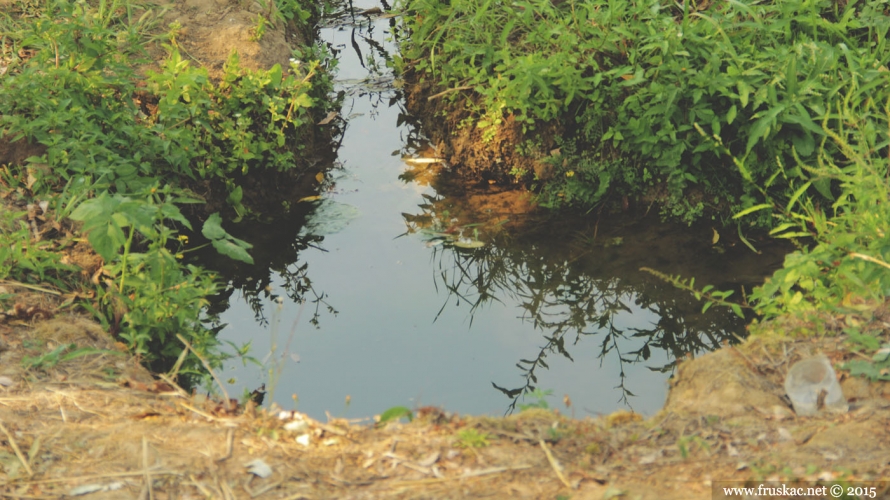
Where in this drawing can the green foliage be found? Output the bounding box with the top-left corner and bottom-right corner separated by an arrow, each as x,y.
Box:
747,99 -> 890,320
640,268 -> 747,319
0,210 -> 80,288
249,14 -> 269,41
202,213 -> 254,264
455,428 -> 491,448
517,388 -> 553,411
843,329 -> 890,382
0,0 -> 326,381
398,0 -> 890,222
23,343 -> 124,371
378,406 -> 414,426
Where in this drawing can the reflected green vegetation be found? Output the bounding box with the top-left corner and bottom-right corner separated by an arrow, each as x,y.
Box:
403,195 -> 787,412
199,206 -> 338,329
396,0 -> 890,390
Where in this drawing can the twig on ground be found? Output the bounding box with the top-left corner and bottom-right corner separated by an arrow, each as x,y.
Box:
0,280 -> 61,295
177,401 -> 229,422
142,435 -> 154,500
156,373 -> 190,398
539,439 -> 572,490
176,334 -> 233,412
246,480 -> 282,498
215,428 -> 235,462
391,465 -> 533,486
188,474 -> 212,497
0,421 -> 33,477
427,86 -> 472,101
1,469 -> 178,487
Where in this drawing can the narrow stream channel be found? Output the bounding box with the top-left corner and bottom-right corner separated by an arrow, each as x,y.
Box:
213,1 -> 788,421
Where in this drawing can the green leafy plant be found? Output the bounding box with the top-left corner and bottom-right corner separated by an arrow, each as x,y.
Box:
249,14 -> 268,42
0,0 -> 330,385
455,428 -> 491,448
517,388 -> 553,411
23,343 -> 124,371
843,330 -> 890,382
378,406 -> 414,426
201,213 -> 254,264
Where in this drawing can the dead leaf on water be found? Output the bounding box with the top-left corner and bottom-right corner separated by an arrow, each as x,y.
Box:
298,195 -> 322,203
452,240 -> 485,249
317,111 -> 338,125
712,228 -> 720,245
403,157 -> 445,164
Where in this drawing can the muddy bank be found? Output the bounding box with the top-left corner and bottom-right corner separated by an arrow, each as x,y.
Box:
402,70 -> 561,187
1,306 -> 888,498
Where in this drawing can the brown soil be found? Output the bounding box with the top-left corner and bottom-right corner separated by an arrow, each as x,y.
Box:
143,0 -> 302,79
2,304 -> 890,499
403,71 -> 562,187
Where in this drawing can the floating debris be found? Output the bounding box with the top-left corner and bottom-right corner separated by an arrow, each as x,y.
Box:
402,157 -> 446,164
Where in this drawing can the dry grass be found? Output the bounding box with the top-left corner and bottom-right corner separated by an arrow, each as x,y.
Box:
1,308 -> 889,499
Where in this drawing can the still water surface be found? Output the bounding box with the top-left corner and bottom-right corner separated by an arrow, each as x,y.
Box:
214,2 -> 786,421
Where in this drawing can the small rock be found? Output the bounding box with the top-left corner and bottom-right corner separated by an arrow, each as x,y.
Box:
777,427 -> 793,442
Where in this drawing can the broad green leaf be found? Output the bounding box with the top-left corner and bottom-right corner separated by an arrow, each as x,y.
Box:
89,223 -> 126,261
211,239 -> 254,264
70,194 -> 117,223
812,178 -> 834,201
160,203 -> 192,230
730,304 -> 743,319
202,213 -> 227,240
378,406 -> 413,425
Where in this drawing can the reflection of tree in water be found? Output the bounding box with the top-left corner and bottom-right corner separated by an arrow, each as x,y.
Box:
205,0 -> 405,330
322,0 -> 401,121
410,210 -> 749,414
202,209 -> 338,330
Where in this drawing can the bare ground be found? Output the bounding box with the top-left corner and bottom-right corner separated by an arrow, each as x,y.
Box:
2,2 -> 890,499
1,305 -> 890,499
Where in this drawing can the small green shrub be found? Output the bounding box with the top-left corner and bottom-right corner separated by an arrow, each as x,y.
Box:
0,0 -> 328,383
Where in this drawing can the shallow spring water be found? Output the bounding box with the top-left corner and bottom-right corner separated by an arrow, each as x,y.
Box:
213,1 -> 787,421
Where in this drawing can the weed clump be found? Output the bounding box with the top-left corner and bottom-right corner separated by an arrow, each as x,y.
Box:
0,0 -> 329,385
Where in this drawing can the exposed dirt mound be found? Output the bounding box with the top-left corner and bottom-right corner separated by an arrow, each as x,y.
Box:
403,72 -> 560,187
144,0 -> 301,80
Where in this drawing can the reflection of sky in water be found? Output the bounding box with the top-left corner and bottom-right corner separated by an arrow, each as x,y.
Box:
214,1 -> 763,421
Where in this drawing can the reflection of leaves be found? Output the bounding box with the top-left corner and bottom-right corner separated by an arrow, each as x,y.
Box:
202,211 -> 337,330
202,213 -> 254,264
422,229 -> 747,415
